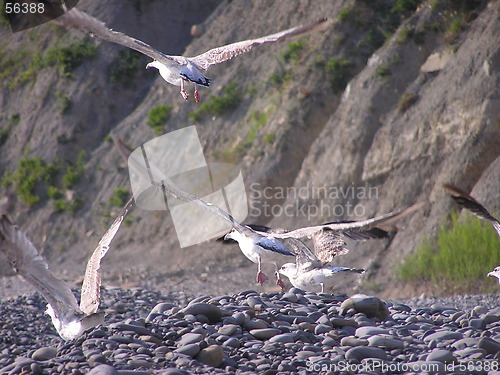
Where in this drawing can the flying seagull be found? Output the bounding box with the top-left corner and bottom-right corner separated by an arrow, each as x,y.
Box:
226,222 -> 390,263
114,137 -> 294,288
0,198 -> 134,340
443,183 -> 500,282
55,8 -> 329,102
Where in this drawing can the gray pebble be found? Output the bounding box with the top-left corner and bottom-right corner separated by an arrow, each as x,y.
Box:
88,364 -> 119,375
32,347 -> 57,361
345,346 -> 388,362
426,348 -> 457,363
250,328 -> 281,340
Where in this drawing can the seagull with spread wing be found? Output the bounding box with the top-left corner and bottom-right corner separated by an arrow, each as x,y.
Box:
443,183 -> 500,284
55,8 -> 329,102
114,137 -> 295,288
0,198 -> 133,340
278,230 -> 364,293
228,222 -> 390,264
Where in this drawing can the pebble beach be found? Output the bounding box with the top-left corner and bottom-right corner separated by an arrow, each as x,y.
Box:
1,288 -> 499,374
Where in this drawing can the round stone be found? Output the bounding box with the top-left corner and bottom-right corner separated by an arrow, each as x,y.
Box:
32,347 -> 57,361
196,345 -> 224,367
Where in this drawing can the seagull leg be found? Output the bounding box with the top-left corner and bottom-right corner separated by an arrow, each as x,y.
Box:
273,263 -> 286,290
194,84 -> 200,103
320,283 -> 325,294
256,256 -> 268,285
180,79 -> 189,100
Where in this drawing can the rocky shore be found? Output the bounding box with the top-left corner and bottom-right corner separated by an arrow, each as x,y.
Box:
0,288 -> 499,374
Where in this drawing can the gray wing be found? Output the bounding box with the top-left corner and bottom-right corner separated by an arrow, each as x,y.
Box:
79,197 -> 135,315
55,8 -> 179,67
270,202 -> 424,240
443,183 -> 500,237
189,18 -> 329,70
0,216 -> 79,318
312,229 -> 348,263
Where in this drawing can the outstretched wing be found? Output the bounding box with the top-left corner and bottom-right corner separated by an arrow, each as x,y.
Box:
269,202 -> 424,240
312,229 -> 348,263
0,216 -> 79,319
443,183 -> 500,236
190,18 -> 329,70
55,8 -> 179,67
79,197 -> 135,315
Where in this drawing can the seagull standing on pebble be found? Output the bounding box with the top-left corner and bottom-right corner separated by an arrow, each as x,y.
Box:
55,8 -> 329,102
0,198 -> 134,340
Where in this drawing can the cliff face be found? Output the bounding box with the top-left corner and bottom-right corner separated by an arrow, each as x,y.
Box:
0,0 -> 498,298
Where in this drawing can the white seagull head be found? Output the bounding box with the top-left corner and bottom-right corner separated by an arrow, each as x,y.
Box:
488,266 -> 500,284
279,263 -> 298,278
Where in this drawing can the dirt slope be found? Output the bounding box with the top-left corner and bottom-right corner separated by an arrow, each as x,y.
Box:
0,0 -> 498,299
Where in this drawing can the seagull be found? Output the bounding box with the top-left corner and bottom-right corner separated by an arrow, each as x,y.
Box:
230,222 -> 390,263
488,267 -> 500,285
279,262 -> 365,293
113,137 -> 295,288
443,183 -> 500,282
278,231 -> 364,293
55,8 -> 329,102
0,198 -> 134,340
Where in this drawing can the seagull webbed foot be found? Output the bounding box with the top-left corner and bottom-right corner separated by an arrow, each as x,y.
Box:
180,90 -> 189,101
194,89 -> 200,103
256,271 -> 269,285
276,278 -> 286,291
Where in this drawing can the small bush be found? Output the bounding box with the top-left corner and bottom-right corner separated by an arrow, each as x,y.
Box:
47,186 -> 63,199
188,82 -> 242,121
264,133 -> 276,144
108,49 -> 142,84
397,212 -> 500,293
326,59 -> 351,93
376,65 -> 390,78
110,187 -> 129,207
281,39 -> 307,63
147,105 -> 172,135
45,39 -> 96,77
1,157 -> 59,206
61,151 -> 86,189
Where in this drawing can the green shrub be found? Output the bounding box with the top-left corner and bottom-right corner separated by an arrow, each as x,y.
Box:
108,49 -> 142,84
326,59 -> 351,93
188,82 -> 242,121
47,186 -> 63,199
398,212 -> 500,293
264,133 -> 276,144
281,39 -> 307,63
268,71 -> 291,86
45,39 -> 96,77
1,157 -> 59,206
61,151 -> 86,189
110,187 -> 129,207
147,105 -> 172,135
376,65 -> 391,78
